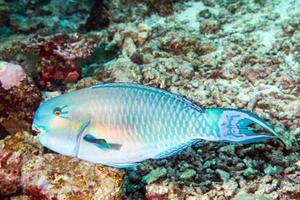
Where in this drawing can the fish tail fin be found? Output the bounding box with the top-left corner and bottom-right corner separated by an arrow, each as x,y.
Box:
204,108 -> 280,144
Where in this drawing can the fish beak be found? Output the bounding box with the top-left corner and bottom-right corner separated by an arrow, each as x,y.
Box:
32,124 -> 46,136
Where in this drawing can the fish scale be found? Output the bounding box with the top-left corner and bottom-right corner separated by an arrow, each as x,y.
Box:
33,83 -> 279,168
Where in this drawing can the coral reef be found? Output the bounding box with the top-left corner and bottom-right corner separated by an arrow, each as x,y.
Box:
0,132 -> 124,199
0,0 -> 299,199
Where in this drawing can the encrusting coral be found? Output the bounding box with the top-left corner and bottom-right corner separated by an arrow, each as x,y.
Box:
0,61 -> 41,134
0,132 -> 124,199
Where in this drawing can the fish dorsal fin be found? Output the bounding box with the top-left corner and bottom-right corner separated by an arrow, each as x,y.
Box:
83,134 -> 122,150
91,82 -> 203,113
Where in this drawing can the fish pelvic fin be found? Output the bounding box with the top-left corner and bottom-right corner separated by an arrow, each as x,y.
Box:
204,108 -> 280,144
83,134 -> 122,150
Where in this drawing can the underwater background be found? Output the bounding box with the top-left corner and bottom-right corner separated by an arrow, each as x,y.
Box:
0,0 -> 299,199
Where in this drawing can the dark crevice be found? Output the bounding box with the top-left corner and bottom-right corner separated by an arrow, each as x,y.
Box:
0,123 -> 10,140
79,0 -> 110,32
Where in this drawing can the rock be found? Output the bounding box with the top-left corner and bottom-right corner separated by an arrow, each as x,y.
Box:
287,171 -> 300,184
130,52 -> 144,65
178,63 -> 194,79
199,19 -> 220,34
179,169 -> 196,180
122,37 -> 137,58
189,80 -> 199,88
281,22 -> 295,35
199,9 -> 212,19
223,180 -> 238,198
128,170 -> 141,184
238,167 -> 257,177
136,23 -> 151,45
295,106 -> 300,118
218,145 -> 235,154
146,0 -> 176,16
243,68 -> 261,84
264,165 -> 284,176
216,169 -> 231,182
233,191 -> 257,200
145,180 -> 184,200
203,0 -> 215,7
142,167 -> 167,184
103,57 -> 142,83
158,32 -> 214,56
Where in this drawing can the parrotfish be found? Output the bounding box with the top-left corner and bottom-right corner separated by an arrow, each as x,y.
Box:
32,83 -> 279,168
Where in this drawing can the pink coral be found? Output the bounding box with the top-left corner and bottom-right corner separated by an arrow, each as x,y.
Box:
0,148 -> 22,196
0,61 -> 26,90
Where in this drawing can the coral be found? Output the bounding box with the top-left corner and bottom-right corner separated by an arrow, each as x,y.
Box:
158,33 -> 215,56
5,0 -> 93,35
102,57 -> 143,83
22,154 -> 124,200
0,61 -> 26,90
0,132 -> 124,199
0,132 -> 44,197
0,149 -> 22,197
0,62 -> 41,134
22,33 -> 100,90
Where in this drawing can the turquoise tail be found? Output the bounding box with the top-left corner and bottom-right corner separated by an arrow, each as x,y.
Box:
204,108 -> 280,144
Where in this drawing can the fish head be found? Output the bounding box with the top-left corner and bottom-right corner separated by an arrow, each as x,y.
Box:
32,93 -> 88,156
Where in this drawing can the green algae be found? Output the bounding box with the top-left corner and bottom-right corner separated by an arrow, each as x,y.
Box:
142,167 -> 167,184
179,169 -> 196,180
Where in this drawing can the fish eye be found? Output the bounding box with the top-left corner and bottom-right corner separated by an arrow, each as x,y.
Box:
53,107 -> 62,116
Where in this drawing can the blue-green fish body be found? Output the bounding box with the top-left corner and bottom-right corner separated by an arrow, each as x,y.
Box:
32,83 -> 278,168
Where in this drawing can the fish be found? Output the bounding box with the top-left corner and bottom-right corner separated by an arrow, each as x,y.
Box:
32,83 -> 280,168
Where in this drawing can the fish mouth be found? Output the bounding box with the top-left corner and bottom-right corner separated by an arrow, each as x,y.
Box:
32,124 -> 47,136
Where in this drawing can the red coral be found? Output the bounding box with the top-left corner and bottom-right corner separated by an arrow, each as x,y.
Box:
0,149 -> 22,196
24,185 -> 57,200
23,33 -> 99,90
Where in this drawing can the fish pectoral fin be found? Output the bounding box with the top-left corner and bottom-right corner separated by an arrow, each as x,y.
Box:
83,134 -> 122,150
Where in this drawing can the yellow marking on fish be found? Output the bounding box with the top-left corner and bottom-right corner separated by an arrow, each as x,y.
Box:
50,117 -> 70,129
